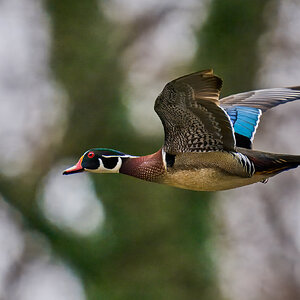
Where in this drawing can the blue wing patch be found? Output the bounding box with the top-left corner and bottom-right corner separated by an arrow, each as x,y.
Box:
225,106 -> 262,141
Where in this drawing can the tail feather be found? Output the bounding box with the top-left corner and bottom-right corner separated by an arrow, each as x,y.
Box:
237,147 -> 300,175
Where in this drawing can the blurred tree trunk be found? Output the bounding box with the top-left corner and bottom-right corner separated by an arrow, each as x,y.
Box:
202,1 -> 300,300
46,2 -> 219,299
194,0 -> 276,95
193,0 -> 277,298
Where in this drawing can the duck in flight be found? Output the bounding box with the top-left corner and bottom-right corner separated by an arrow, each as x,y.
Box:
63,70 -> 300,191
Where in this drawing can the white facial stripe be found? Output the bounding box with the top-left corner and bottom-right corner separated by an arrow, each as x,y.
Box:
101,155 -> 139,158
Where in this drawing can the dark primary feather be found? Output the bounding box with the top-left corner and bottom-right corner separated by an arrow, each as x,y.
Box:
234,133 -> 252,149
154,70 -> 235,154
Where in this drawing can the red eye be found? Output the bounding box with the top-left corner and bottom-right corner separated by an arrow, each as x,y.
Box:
87,151 -> 95,158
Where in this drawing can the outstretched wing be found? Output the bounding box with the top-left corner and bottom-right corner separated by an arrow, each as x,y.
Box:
220,87 -> 300,148
154,70 -> 235,154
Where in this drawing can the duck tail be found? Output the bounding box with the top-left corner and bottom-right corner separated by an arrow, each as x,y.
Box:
237,147 -> 300,176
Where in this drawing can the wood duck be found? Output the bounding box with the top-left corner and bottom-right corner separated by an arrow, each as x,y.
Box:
63,70 -> 300,191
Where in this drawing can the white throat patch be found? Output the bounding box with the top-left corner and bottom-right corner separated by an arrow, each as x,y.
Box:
99,157 -> 122,173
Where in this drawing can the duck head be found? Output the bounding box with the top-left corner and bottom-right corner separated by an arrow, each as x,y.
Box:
63,148 -> 135,175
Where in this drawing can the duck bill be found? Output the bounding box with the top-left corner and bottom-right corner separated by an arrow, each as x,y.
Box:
63,156 -> 84,175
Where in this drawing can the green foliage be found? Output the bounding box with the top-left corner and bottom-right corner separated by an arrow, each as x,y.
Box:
46,1 -> 217,299
195,0 -> 276,96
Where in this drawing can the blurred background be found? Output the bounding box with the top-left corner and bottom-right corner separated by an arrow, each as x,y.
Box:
1,0 -> 300,299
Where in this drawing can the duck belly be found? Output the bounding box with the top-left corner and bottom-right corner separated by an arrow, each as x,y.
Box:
162,169 -> 269,191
